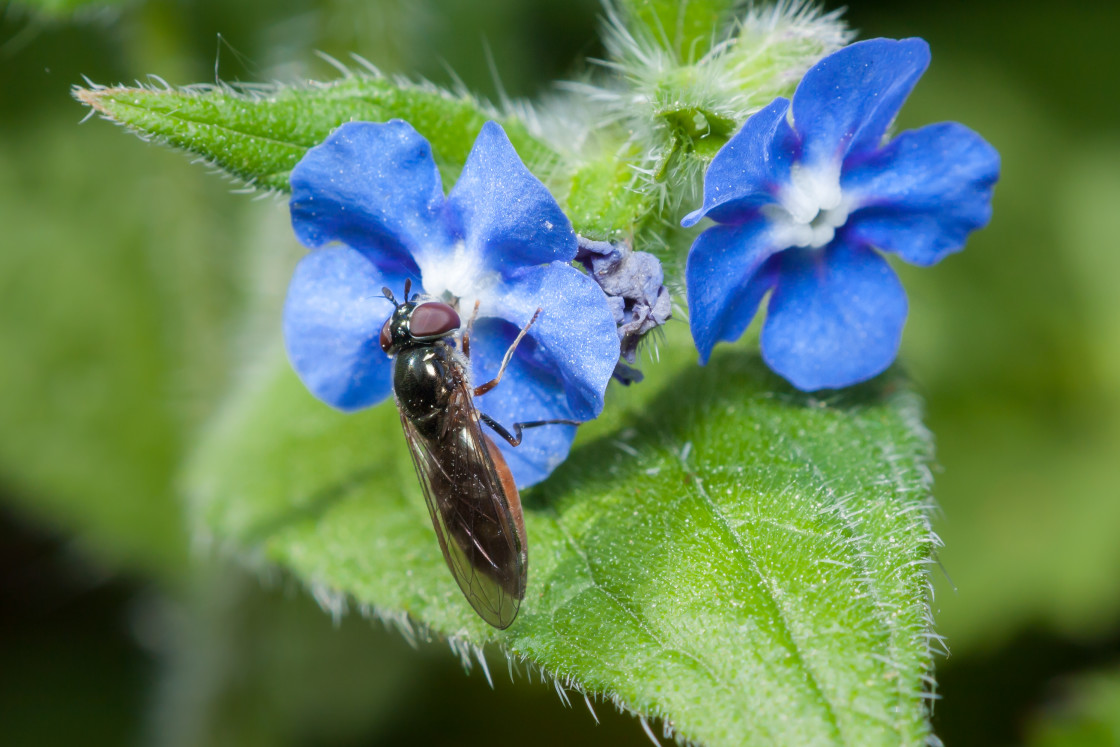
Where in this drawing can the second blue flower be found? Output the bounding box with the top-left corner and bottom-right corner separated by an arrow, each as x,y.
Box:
683,37 -> 1000,391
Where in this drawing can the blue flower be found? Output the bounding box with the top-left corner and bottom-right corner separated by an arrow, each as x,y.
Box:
283,120 -> 620,487
682,38 -> 1000,390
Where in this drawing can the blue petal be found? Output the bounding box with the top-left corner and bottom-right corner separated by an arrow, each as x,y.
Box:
283,246 -> 402,411
842,122 -> 1000,266
682,98 -> 797,227
486,261 -> 619,421
761,241 -> 907,391
791,38 -> 930,170
447,121 -> 577,273
685,218 -> 784,363
469,318 -> 578,489
289,120 -> 448,277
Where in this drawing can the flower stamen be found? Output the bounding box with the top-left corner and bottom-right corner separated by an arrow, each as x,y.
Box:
766,168 -> 852,250
417,241 -> 498,306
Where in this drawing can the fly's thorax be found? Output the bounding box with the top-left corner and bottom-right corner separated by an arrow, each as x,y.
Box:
392,342 -> 462,435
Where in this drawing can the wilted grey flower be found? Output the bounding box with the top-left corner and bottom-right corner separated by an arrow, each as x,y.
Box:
576,236 -> 672,382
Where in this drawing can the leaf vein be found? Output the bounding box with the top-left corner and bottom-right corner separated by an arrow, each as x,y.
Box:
112,99 -> 313,151
550,510 -> 727,691
684,461 -> 847,744
757,412 -> 908,742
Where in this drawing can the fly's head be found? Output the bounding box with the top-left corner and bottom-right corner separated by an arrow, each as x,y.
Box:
379,281 -> 461,355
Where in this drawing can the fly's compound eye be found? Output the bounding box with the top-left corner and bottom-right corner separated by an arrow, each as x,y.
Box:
379,317 -> 393,353
409,302 -> 461,340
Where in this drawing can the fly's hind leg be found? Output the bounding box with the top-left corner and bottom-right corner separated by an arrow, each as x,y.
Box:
473,307 -> 541,397
480,413 -> 581,447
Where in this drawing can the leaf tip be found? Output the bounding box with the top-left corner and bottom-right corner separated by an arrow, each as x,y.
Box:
72,83 -> 127,120
71,83 -> 102,110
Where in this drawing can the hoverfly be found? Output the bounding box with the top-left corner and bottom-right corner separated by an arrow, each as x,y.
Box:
380,280 -> 577,629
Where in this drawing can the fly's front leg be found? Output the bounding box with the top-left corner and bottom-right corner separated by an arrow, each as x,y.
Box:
480,413 -> 581,447
473,307 -> 541,397
461,299 -> 481,359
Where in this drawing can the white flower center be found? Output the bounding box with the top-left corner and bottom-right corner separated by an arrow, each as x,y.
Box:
415,241 -> 499,309
765,162 -> 853,250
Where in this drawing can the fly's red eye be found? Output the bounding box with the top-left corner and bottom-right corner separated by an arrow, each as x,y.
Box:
409,302 -> 460,339
379,318 -> 393,353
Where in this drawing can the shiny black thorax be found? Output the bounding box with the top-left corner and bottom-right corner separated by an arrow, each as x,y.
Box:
392,341 -> 463,439
382,299 -> 466,441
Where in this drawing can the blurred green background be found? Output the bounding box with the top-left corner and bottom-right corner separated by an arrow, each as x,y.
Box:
2,1 -> 1118,745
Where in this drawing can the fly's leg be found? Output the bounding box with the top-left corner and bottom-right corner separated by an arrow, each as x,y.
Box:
473,307 -> 541,397
462,299 -> 481,359
480,413 -> 581,447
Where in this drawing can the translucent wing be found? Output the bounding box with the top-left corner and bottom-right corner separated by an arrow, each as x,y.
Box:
399,380 -> 528,629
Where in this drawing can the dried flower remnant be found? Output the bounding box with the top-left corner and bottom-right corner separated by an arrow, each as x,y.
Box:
575,236 -> 671,383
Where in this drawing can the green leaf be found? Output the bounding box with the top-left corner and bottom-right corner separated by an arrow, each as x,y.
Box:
74,78 -> 556,194
616,0 -> 740,62
188,327 -> 939,746
73,79 -> 653,238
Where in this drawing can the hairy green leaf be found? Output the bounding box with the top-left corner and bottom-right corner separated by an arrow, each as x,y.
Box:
188,327 -> 939,746
74,78 -> 556,194
73,79 -> 659,237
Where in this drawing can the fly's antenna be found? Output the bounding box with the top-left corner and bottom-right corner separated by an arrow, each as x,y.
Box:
385,278 -> 420,307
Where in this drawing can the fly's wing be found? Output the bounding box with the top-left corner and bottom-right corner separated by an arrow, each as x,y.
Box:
399,382 -> 527,629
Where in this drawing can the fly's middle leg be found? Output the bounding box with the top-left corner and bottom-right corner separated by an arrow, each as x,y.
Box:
473,307 -> 541,397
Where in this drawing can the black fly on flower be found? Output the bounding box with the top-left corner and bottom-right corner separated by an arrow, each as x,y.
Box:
376,280 -> 585,627
282,120 -> 622,626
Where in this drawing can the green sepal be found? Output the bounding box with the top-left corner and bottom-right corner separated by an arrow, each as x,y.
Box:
616,0 -> 741,62
562,143 -> 649,239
